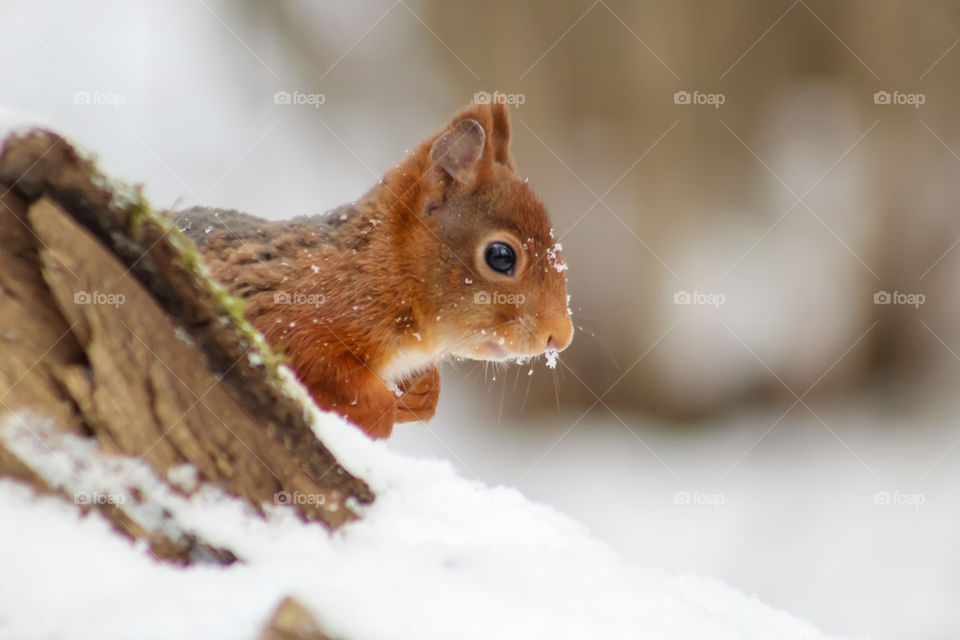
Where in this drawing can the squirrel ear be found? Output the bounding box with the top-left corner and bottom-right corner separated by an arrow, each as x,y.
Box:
488,103 -> 515,169
430,118 -> 486,186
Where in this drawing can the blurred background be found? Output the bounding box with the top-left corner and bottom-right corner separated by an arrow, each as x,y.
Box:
3,1 -> 960,637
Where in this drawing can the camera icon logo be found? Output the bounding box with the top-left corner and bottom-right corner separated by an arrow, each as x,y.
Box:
274,291 -> 291,304
274,491 -> 291,505
474,291 -> 491,305
73,91 -> 92,105
873,491 -> 891,505
873,291 -> 891,304
473,91 -> 492,104
673,491 -> 692,505
874,91 -> 891,105
673,90 -> 691,105
74,291 -> 92,305
673,290 -> 692,304
274,90 -> 292,105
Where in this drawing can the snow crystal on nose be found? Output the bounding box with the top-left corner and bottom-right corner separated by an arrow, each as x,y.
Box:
544,347 -> 559,369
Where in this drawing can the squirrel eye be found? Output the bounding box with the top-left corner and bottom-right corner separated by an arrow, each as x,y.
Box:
484,242 -> 516,275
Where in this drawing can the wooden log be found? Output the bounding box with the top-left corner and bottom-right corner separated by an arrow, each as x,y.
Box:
0,130 -> 373,563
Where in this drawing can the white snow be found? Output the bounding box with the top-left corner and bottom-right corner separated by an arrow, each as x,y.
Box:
0,368 -> 833,640
167,463 -> 200,493
544,347 -> 560,369
546,243 -> 568,273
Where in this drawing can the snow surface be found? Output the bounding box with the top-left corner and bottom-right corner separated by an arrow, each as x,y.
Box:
0,366 -> 833,640
389,370 -> 960,640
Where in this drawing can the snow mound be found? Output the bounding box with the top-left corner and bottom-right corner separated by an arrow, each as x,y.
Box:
0,375 -> 832,640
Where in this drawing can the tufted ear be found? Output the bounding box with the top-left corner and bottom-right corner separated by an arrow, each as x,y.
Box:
486,102 -> 515,169
429,118 -> 486,186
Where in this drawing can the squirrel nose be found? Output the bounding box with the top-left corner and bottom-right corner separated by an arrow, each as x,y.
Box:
545,316 -> 574,353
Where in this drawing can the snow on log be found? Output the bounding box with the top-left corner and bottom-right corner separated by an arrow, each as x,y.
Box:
0,129 -> 373,544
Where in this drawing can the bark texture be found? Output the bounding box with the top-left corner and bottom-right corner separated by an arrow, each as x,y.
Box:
0,130 -> 374,565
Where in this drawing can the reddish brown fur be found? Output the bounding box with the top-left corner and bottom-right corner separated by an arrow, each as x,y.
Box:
190,103 -> 573,438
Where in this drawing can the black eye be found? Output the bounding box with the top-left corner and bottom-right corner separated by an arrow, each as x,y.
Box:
484,242 -> 516,275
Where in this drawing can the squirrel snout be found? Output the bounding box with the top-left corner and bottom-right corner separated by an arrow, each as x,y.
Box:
544,315 -> 574,353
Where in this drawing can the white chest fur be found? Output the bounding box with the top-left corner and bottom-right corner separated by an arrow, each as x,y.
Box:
377,343 -> 446,385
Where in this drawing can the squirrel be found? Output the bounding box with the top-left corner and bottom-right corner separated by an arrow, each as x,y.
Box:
177,103 -> 573,439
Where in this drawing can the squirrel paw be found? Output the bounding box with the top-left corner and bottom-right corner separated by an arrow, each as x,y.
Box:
395,366 -> 441,423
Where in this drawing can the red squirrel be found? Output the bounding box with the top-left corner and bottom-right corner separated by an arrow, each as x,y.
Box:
178,103 -> 573,438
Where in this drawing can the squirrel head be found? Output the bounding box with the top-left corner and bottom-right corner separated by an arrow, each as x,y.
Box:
375,103 -> 573,363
